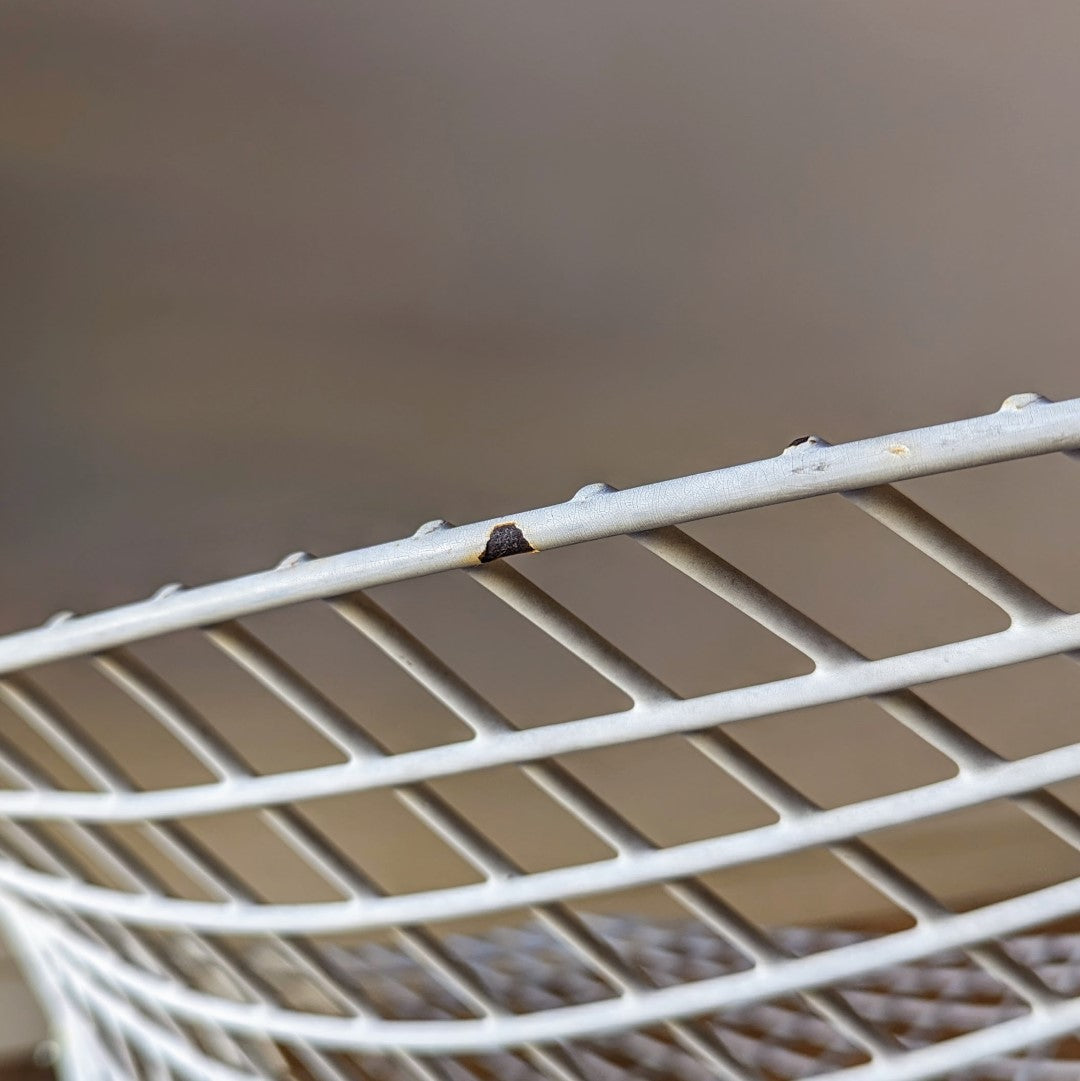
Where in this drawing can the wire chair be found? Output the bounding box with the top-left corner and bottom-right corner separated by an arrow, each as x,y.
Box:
2,392 -> 1080,1081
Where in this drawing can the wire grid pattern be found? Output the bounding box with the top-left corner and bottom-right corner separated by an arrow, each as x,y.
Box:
0,392 -> 1078,1080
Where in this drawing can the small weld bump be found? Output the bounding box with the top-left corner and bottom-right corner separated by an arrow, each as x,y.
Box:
782,434 -> 828,455
150,583 -> 184,602
572,482 -> 617,501
43,610 -> 75,628
413,519 -> 452,536
1000,392 -> 1051,412
276,551 -> 312,570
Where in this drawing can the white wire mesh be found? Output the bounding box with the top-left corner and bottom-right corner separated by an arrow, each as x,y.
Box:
1,392 -> 1080,1080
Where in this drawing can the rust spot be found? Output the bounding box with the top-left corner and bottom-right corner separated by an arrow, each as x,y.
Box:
479,522 -> 534,563
887,443 -> 910,456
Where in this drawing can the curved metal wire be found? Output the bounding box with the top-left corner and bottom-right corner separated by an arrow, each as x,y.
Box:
1,391 -> 1079,1081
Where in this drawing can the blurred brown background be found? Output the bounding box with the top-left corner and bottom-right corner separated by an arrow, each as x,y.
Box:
3,1 -> 1080,1071
3,1 -> 1080,627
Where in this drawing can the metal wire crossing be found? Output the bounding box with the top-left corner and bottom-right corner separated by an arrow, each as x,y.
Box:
1,393 -> 1079,1080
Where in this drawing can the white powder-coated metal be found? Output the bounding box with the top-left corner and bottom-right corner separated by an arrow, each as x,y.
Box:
2,391 -> 1080,1080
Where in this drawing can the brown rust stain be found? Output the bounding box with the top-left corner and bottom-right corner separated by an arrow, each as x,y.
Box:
887,443 -> 910,456
479,522 -> 535,563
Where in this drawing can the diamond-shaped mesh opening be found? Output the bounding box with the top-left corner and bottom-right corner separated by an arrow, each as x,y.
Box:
515,535 -> 814,698
700,846 -> 917,933
0,683 -> 101,793
244,599 -> 482,754
91,821 -> 235,903
724,697 -> 958,810
682,492 -> 1009,660
293,789 -> 489,896
128,630 -> 354,775
369,571 -> 635,729
4,820 -> 147,893
870,801 -> 1080,913
899,452 -> 1080,614
6,661 -> 218,791
914,655 -> 1080,761
165,810 -> 351,905
556,736 -> 779,847
426,766 -> 617,874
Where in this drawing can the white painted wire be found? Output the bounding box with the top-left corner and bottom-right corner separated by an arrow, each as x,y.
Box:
0,392 -> 1079,1079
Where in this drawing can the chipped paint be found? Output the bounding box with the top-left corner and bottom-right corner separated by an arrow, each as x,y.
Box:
479,522 -> 535,563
